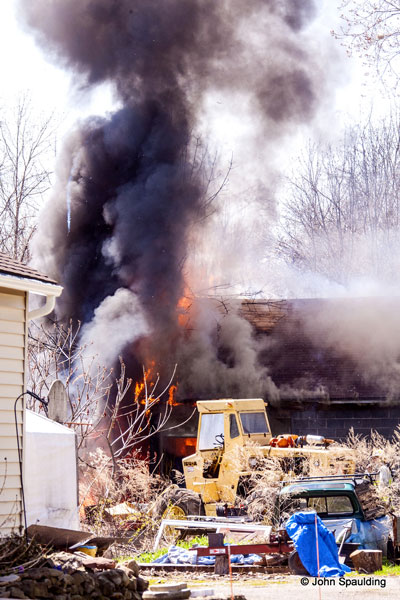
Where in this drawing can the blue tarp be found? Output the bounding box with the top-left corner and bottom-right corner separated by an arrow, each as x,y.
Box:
285,512 -> 351,577
152,545 -> 262,566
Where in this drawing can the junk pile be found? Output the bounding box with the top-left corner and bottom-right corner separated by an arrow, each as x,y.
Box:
0,554 -> 148,600
151,545 -> 262,566
0,526 -> 149,600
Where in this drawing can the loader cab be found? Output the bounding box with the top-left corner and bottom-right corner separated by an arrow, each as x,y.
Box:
197,398 -> 272,452
182,398 -> 272,508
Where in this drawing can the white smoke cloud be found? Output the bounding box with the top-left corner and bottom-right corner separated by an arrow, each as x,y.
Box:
81,288 -> 149,368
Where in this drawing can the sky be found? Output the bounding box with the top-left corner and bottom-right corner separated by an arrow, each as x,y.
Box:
0,1 -> 116,129
0,0 -> 393,301
0,1 -> 379,150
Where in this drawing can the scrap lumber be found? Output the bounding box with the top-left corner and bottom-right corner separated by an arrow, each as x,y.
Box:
355,482 -> 387,520
350,549 -> 382,573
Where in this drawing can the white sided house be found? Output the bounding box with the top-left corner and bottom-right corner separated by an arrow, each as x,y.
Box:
0,253 -> 62,535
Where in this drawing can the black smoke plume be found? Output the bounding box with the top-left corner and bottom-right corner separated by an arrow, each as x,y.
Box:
18,0 -> 327,396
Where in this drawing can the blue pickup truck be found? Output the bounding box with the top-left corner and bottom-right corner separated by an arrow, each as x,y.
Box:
278,475 -> 394,565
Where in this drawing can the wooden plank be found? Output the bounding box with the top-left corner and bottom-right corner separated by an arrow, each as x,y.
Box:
0,438 -> 20,450
0,475 -> 20,489
0,450 -> 22,463
350,549 -> 382,573
0,332 -> 25,348
0,372 -> 24,386
0,320 -> 25,335
0,359 -> 24,373
0,511 -> 22,526
0,410 -> 23,424
0,488 -> 22,502
0,386 -> 24,400
0,346 -> 24,360
0,462 -> 22,476
0,423 -> 22,437
0,525 -> 23,536
0,307 -> 25,323
0,508 -> 22,519
0,290 -> 25,308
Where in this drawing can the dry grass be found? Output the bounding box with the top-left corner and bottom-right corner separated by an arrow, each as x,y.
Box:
79,448 -> 168,549
345,426 -> 400,513
224,442 -> 312,524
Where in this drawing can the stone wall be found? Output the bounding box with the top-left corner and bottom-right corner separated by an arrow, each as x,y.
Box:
0,564 -> 148,600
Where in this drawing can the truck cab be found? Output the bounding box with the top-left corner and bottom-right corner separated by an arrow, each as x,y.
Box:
182,399 -> 271,513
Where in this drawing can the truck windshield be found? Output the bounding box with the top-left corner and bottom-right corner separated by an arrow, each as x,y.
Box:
240,412 -> 269,434
198,413 -> 224,450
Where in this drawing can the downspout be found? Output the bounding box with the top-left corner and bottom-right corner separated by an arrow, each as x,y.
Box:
28,294 -> 57,321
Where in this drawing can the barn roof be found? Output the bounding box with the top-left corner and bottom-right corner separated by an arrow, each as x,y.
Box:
237,297 -> 396,402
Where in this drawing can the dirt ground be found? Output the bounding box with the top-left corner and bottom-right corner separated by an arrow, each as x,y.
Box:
144,572 -> 400,599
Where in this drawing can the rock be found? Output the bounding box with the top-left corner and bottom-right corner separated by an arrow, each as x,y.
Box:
143,591 -> 190,600
63,573 -> 75,586
115,568 -> 131,586
104,571 -> 122,586
8,587 -> 27,599
20,569 -> 43,581
79,556 -> 116,570
124,560 -> 140,577
96,573 -> 116,596
128,578 -> 138,592
33,582 -> 52,598
71,571 -> 86,586
149,584 -> 187,592
0,575 -> 21,586
136,576 -> 149,592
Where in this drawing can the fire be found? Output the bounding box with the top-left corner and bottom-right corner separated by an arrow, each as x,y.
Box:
134,362 -> 156,404
168,383 -> 178,406
177,293 -> 192,328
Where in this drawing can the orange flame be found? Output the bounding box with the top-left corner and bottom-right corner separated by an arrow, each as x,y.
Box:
134,362 -> 156,404
177,294 -> 192,328
168,383 -> 179,406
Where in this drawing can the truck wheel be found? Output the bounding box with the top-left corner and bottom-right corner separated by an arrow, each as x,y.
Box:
288,550 -> 308,575
153,485 -> 205,520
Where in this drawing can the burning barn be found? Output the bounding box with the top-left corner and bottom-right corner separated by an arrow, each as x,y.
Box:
151,296 -> 400,471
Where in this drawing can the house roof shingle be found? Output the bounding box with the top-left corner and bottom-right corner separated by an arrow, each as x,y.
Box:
0,253 -> 58,286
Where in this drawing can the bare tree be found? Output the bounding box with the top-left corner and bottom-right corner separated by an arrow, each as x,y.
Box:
0,93 -> 55,262
335,0 -> 400,83
279,112 -> 400,283
28,320 -> 177,464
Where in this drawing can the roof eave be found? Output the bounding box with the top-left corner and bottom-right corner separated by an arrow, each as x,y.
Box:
0,272 -> 63,297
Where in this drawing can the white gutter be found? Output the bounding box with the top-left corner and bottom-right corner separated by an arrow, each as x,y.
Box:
28,294 -> 58,321
0,272 -> 63,321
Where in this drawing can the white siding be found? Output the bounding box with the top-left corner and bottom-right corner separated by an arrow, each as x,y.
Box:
0,288 -> 26,535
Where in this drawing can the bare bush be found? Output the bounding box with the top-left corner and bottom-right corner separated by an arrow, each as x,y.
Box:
222,443 -> 311,524
79,448 -> 167,538
345,427 -> 400,512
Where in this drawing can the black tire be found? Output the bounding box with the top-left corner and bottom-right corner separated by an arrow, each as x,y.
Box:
153,485 -> 205,519
288,550 -> 308,575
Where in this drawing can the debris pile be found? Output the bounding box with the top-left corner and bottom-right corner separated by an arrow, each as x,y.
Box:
0,553 -> 148,600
